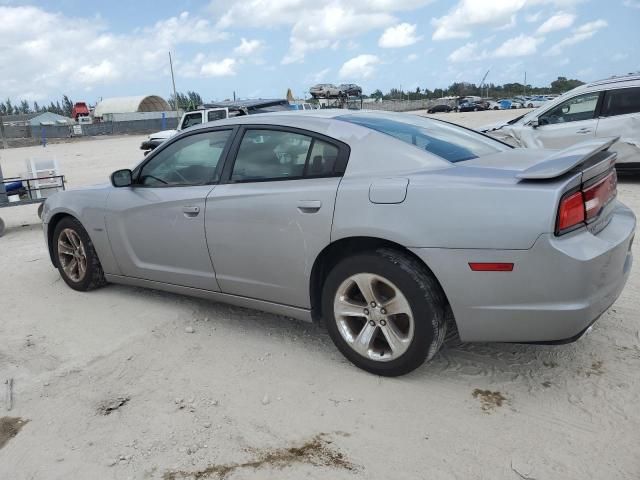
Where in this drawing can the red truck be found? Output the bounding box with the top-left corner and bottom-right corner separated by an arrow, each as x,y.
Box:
71,102 -> 90,121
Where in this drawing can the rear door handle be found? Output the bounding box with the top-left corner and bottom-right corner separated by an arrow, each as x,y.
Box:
182,206 -> 200,217
297,200 -> 322,213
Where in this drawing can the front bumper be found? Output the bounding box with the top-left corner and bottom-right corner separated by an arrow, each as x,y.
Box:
411,202 -> 635,342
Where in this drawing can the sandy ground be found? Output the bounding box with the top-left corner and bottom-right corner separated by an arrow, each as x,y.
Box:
1,110 -> 639,479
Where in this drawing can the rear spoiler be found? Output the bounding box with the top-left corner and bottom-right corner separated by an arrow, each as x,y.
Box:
516,137 -> 619,180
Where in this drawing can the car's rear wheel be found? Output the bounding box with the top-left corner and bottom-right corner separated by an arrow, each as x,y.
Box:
322,248 -> 447,376
53,217 -> 106,291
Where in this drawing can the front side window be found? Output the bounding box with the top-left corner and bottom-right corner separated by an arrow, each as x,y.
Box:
338,114 -> 508,163
601,87 -> 640,117
539,92 -> 600,125
181,112 -> 202,129
139,130 -> 232,186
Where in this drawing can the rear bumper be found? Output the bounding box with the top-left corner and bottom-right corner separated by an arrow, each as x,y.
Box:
411,202 -> 635,342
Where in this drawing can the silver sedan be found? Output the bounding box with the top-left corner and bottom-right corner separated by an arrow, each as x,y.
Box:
42,110 -> 635,376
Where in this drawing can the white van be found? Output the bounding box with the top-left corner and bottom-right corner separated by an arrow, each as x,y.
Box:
482,73 -> 640,173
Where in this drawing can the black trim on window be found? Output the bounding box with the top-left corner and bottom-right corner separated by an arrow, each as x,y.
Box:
131,126 -> 238,188
219,124 -> 351,184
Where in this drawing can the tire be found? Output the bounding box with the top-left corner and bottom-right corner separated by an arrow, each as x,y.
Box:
53,217 -> 107,291
0,217 -> 5,238
322,248 -> 447,376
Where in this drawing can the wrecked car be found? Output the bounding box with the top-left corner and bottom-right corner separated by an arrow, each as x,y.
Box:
481,73 -> 640,173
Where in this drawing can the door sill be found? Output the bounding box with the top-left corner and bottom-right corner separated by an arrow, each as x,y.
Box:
104,274 -> 313,322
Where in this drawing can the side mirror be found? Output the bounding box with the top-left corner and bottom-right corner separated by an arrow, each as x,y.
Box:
111,169 -> 133,187
528,119 -> 539,128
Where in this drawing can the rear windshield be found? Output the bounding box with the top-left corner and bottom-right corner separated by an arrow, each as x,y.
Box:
339,114 -> 508,162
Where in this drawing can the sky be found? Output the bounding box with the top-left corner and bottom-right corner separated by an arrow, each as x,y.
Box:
0,0 -> 638,104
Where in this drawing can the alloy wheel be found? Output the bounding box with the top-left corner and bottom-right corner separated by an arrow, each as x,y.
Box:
333,273 -> 415,362
57,228 -> 88,282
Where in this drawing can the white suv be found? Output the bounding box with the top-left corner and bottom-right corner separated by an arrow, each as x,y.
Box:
482,73 -> 640,173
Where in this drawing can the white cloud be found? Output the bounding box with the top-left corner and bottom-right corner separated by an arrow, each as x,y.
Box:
378,23 -> 421,48
431,0 -> 585,40
623,0 -> 640,7
282,6 -> 393,63
449,34 -> 543,62
494,34 -> 543,57
0,5 -> 228,100
546,19 -> 607,55
432,0 -> 527,40
339,54 -> 380,79
536,12 -> 575,34
448,42 -> 479,62
233,38 -> 263,56
200,58 -> 237,77
307,67 -> 331,83
406,53 -> 419,62
210,0 -> 434,64
525,11 -> 543,22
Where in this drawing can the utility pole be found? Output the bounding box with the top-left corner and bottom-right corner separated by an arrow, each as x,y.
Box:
169,52 -> 179,121
524,71 -> 527,96
0,114 -> 7,150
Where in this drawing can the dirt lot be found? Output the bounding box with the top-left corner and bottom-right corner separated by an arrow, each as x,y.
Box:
1,110 -> 639,479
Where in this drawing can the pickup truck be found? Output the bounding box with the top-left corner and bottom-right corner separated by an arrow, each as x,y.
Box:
140,99 -> 292,151
140,107 -> 228,151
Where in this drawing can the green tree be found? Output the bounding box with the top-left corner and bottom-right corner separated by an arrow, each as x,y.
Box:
550,76 -> 584,93
62,95 -> 74,117
20,100 -> 31,114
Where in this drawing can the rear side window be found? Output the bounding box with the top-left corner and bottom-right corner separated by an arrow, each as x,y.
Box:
601,87 -> 640,117
338,114 -> 508,163
230,129 -> 343,182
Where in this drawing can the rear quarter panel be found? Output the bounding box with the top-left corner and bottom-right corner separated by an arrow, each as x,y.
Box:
332,166 -> 568,250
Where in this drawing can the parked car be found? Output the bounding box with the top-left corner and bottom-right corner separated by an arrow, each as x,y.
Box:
427,104 -> 453,113
42,110 -> 635,376
339,84 -> 363,97
458,101 -> 487,112
309,84 -> 342,98
525,96 -> 549,108
498,99 -> 524,110
481,73 -> 640,173
140,99 -> 291,151
486,100 -> 501,110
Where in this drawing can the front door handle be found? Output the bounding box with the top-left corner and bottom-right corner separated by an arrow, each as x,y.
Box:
297,200 -> 322,213
576,128 -> 592,134
182,206 -> 200,217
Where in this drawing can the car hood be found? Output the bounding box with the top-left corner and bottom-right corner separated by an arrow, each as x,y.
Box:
149,129 -> 178,140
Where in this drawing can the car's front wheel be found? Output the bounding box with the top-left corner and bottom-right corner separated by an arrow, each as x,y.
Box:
322,249 -> 447,376
53,217 -> 107,291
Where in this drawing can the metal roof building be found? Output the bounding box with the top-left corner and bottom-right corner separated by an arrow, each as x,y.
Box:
94,95 -> 171,117
1,112 -> 74,126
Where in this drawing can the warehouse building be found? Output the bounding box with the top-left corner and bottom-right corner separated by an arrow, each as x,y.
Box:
94,95 -> 175,121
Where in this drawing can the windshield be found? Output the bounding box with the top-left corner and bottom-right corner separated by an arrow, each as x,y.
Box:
338,114 -> 509,163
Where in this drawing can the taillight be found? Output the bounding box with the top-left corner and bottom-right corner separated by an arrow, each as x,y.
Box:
556,170 -> 617,235
583,170 -> 617,220
557,191 -> 585,233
